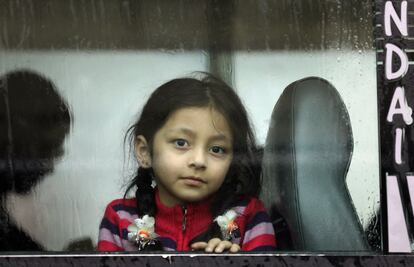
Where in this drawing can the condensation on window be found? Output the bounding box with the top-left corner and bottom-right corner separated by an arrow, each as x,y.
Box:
0,0 -> 379,252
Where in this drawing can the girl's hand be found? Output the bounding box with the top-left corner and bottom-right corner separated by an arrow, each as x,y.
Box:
191,238 -> 241,253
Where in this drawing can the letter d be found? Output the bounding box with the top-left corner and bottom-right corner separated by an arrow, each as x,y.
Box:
385,43 -> 409,80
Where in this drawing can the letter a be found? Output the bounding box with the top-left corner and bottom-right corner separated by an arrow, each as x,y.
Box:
387,86 -> 413,125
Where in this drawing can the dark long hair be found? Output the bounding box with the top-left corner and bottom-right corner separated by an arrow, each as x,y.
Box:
0,70 -> 71,195
124,73 -> 261,246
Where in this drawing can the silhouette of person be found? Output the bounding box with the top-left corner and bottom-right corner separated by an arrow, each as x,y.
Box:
0,70 -> 71,251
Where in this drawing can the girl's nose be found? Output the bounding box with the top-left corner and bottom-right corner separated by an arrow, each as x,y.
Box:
188,148 -> 207,169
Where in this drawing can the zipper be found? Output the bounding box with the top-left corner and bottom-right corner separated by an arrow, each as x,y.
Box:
182,205 -> 187,232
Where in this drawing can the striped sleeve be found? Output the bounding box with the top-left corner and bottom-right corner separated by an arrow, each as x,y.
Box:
97,199 -> 137,251
241,198 -> 276,251
97,200 -> 129,251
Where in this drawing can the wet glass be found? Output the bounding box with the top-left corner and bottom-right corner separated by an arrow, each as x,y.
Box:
0,0 -> 379,252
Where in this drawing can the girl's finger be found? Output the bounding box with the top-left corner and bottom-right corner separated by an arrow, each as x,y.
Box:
214,240 -> 233,253
229,243 -> 241,253
205,238 -> 221,252
190,242 -> 208,251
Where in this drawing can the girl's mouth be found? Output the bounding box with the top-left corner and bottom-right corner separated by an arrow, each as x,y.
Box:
181,177 -> 206,186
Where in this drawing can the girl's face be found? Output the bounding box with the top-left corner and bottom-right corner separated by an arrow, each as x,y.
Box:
138,106 -> 233,207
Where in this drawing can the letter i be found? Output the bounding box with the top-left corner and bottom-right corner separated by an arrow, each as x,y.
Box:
395,128 -> 404,165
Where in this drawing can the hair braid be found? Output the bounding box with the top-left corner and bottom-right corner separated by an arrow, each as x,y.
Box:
135,167 -> 157,217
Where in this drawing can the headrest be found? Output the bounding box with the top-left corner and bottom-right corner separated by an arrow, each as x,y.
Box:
261,77 -> 368,251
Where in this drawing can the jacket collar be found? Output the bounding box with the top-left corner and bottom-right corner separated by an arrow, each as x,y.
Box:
154,188 -> 213,237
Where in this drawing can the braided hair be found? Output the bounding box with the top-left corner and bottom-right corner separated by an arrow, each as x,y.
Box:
124,73 -> 261,249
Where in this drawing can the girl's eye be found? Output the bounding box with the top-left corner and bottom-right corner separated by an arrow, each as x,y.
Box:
174,139 -> 188,148
210,146 -> 225,154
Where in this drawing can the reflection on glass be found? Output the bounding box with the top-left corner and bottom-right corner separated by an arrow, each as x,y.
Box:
0,0 -> 378,252
0,70 -> 71,250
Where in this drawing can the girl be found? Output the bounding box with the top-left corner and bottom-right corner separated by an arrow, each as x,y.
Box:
97,73 -> 276,252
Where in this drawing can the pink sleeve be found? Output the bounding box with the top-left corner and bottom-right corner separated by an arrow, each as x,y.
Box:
241,198 -> 277,251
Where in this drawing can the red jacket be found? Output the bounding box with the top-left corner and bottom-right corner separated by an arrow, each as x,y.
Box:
98,190 -> 276,251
